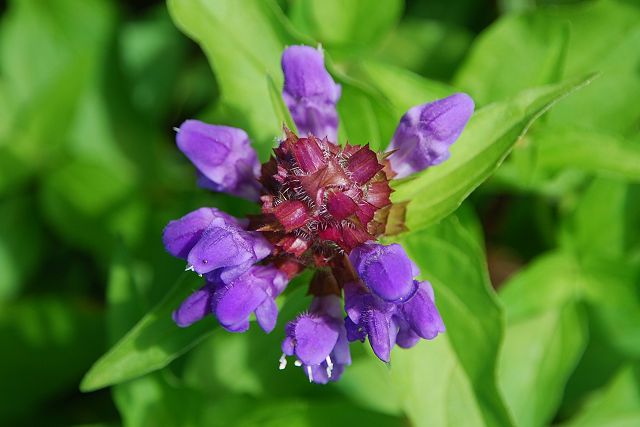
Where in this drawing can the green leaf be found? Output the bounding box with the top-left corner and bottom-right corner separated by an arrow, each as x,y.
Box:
388,216 -> 514,427
561,177 -> 640,260
561,365 -> 640,427
455,0 -> 640,134
167,0 -> 292,159
391,74 -> 595,233
499,252 -> 588,427
289,0 -> 403,53
580,257 -> 640,358
80,273 -> 218,392
454,12 -> 569,107
266,73 -> 297,133
534,128 -> 640,182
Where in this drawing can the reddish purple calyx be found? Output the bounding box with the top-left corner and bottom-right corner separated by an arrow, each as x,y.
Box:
256,129 -> 393,266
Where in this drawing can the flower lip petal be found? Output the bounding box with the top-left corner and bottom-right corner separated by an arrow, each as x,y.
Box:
292,315 -> 340,365
172,286 -> 215,327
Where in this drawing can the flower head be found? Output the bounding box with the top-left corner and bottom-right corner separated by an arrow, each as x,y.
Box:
164,44 -> 472,383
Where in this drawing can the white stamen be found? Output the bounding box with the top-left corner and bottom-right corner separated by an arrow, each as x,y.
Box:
185,264 -> 195,272
278,354 -> 287,370
325,356 -> 334,378
306,365 -> 314,383
173,127 -> 180,133
294,359 -> 302,367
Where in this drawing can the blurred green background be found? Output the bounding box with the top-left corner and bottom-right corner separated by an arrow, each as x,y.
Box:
1,0 -> 639,426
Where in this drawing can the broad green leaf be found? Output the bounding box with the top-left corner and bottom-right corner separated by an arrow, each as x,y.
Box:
534,127 -> 640,181
454,12 -> 569,106
499,252 -> 588,427
580,257 -> 640,358
289,0 -> 403,54
455,0 -> 640,134
389,216 -> 514,427
80,273 -> 218,392
391,74 -> 595,233
561,365 -> 640,427
167,0 -> 292,159
561,177 -> 640,260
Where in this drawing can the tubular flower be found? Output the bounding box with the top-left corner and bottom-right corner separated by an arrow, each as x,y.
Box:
164,45 -> 473,383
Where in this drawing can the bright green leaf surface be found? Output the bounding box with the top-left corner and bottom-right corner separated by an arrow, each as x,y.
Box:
289,0 -> 403,53
561,365 -> 640,427
391,216 -> 514,427
499,252 -> 588,427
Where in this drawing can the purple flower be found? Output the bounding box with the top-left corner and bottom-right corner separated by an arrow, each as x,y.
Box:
165,44 -> 463,384
344,284 -> 398,362
399,280 -> 446,340
177,120 -> 261,200
282,45 -> 341,141
281,295 -> 351,383
162,207 -> 272,281
349,242 -> 419,302
388,93 -> 475,179
344,280 -> 445,362
173,265 -> 288,333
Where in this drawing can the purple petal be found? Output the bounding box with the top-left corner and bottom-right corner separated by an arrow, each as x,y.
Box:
349,242 -> 419,302
367,307 -> 393,362
187,226 -> 251,274
345,316 -> 366,342
396,326 -> 421,348
255,297 -> 278,333
332,328 -> 352,366
172,286 -> 215,327
162,208 -> 218,259
388,93 -> 474,178
401,281 -> 446,340
292,315 -> 340,365
177,120 -> 261,200
214,282 -> 268,329
282,46 -> 341,141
